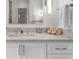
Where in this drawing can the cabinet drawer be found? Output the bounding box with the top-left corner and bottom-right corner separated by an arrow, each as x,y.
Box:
48,55 -> 72,59
47,42 -> 73,54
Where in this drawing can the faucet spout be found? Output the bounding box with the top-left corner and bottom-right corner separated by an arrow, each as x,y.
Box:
21,30 -> 23,34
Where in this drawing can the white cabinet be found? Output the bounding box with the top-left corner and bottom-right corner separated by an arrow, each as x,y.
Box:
23,43 -> 46,59
6,41 -> 72,59
6,42 -> 20,59
47,41 -> 73,59
6,42 -> 46,59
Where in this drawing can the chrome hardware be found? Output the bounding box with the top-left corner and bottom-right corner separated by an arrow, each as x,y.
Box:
55,48 -> 67,50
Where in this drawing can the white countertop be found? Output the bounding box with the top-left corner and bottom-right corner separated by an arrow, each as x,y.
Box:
7,32 -> 73,41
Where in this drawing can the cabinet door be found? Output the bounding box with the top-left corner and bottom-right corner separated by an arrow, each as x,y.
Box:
23,43 -> 46,59
6,42 -> 20,59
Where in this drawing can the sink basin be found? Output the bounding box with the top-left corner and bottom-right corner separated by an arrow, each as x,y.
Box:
16,33 -> 35,36
7,32 -> 36,37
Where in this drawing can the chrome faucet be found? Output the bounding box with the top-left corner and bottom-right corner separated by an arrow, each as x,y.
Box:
36,27 -> 42,33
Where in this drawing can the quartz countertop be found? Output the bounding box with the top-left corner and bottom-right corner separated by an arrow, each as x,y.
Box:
6,32 -> 73,41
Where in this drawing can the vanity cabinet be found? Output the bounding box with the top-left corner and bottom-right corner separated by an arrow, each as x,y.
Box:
6,41 -> 73,59
47,41 -> 73,59
6,42 -> 46,59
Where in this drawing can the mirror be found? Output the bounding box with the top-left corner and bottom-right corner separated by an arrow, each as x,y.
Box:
8,0 -> 44,24
9,0 -> 30,24
29,0 -> 44,24
7,0 -> 60,26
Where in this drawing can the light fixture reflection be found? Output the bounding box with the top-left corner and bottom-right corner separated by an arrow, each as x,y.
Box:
35,9 -> 43,17
34,9 -> 43,21
47,0 -> 52,14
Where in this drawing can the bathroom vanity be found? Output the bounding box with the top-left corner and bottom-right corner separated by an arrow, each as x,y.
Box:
6,0 -> 73,59
6,28 -> 73,59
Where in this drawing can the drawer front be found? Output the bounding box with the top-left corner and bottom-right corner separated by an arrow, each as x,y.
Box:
47,42 -> 73,54
48,55 -> 73,59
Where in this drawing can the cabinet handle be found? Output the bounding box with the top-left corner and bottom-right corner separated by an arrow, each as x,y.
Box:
18,45 -> 21,56
22,45 -> 25,56
18,45 -> 25,56
55,48 -> 67,50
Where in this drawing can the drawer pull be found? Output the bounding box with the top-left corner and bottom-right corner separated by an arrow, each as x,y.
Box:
55,48 -> 67,50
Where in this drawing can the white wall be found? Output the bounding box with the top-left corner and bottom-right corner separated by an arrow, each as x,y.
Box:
6,0 -> 9,25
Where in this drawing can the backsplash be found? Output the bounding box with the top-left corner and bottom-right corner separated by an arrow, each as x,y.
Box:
6,28 -> 20,33
7,27 -> 49,33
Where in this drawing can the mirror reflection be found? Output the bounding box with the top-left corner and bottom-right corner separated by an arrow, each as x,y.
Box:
9,0 -> 44,24
8,0 -> 60,26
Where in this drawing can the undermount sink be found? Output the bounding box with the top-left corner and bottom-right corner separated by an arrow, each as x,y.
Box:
7,32 -> 36,37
